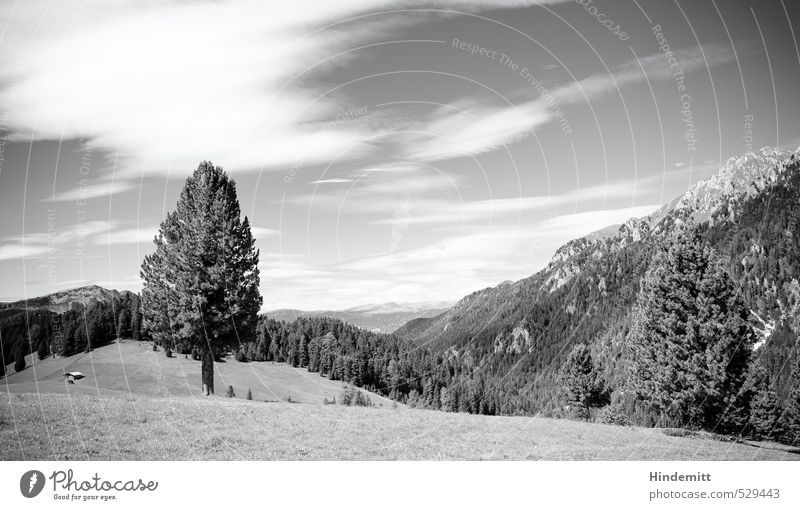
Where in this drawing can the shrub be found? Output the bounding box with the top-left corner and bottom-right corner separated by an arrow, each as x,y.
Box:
165,347 -> 172,358
340,386 -> 372,407
226,385 -> 235,398
596,401 -> 630,426
323,397 -> 336,405
152,343 -> 158,352
246,388 -> 252,400
235,349 -> 248,362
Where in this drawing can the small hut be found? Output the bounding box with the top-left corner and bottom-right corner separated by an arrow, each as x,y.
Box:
63,371 -> 85,384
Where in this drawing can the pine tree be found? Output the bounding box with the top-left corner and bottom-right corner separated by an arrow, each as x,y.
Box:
37,339 -> 49,360
628,227 -> 755,431
745,364 -> 785,441
784,354 -> 800,445
130,295 -> 142,340
14,344 -> 26,373
559,343 -> 608,420
140,162 -> 262,395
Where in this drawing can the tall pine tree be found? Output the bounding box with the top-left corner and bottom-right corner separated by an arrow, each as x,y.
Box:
140,162 -> 262,395
784,352 -> 800,445
559,343 -> 609,420
628,227 -> 755,431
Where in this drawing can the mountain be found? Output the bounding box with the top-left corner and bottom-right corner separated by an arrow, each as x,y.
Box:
1,285 -> 142,373
266,302 -> 452,333
0,284 -> 132,313
395,147 -> 800,409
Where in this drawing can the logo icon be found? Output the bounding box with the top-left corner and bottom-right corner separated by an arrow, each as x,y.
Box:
20,470 -> 45,498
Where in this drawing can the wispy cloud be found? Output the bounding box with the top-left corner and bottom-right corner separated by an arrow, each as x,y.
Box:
386,42 -> 735,164
260,204 -> 658,310
310,178 -> 356,184
251,227 -> 281,238
398,98 -> 552,162
368,180 -> 653,226
0,221 -> 114,261
1,221 -> 168,261
92,225 -> 159,246
551,42 -> 736,106
0,244 -> 50,261
43,181 -> 137,202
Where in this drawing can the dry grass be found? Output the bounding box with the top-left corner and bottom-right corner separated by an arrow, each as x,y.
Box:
2,392 -> 797,461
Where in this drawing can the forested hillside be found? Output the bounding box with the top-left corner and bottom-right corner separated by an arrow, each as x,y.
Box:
385,148 -> 800,440
0,288 -> 142,377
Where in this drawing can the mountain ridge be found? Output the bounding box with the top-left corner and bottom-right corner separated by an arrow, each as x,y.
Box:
394,146 -> 800,409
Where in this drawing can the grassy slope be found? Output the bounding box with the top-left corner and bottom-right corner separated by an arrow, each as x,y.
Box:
1,340 -> 396,406
2,392 -> 797,461
2,341 -> 798,461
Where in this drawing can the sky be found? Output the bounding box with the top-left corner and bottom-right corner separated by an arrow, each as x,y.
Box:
0,0 -> 799,310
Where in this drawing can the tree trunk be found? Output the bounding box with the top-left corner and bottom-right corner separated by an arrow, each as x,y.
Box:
201,350 -> 214,395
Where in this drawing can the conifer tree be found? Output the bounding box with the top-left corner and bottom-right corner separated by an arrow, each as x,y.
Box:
140,162 -> 262,395
628,227 -> 755,431
37,339 -> 49,360
747,365 -> 785,441
559,343 -> 608,420
784,354 -> 800,445
14,344 -> 26,373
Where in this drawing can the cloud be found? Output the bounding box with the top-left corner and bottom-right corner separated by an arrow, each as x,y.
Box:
368,180 -> 653,226
550,42 -> 735,106
43,181 -> 137,202
92,225 -> 159,246
288,164 -> 461,213
0,0 -> 574,181
398,98 -> 552,162
1,1 -> 412,177
0,221 -> 114,261
384,42 -> 735,164
260,204 -> 657,309
310,178 -> 355,184
0,220 -> 167,261
251,227 -> 281,238
0,244 -> 50,261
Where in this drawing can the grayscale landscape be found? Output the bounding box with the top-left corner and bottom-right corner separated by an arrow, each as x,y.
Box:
1,0 -> 800,461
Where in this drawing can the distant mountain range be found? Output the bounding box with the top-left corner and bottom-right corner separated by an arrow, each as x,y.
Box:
266,302 -> 452,333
